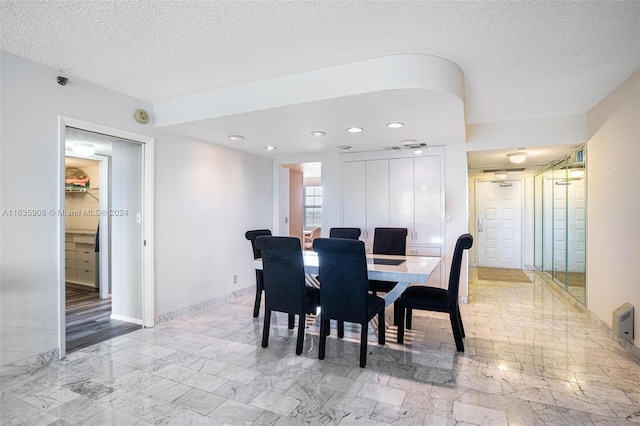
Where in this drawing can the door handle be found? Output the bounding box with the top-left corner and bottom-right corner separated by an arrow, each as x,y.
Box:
478,218 -> 483,232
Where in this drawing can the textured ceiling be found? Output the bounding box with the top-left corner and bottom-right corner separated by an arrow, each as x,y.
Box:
1,1 -> 639,168
2,1 -> 638,124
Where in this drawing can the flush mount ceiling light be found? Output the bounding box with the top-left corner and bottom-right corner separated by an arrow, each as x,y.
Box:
310,131 -> 326,137
346,127 -> 363,133
71,142 -> 95,157
386,122 -> 404,129
494,172 -> 508,180
337,145 -> 351,150
228,135 -> 245,141
507,148 -> 528,164
264,145 -> 277,151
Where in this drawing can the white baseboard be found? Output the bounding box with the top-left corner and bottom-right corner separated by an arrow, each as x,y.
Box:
110,314 -> 143,325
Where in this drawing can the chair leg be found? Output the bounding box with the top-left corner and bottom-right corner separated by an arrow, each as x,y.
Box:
319,317 -> 327,360
288,314 -> 295,330
360,322 -> 368,368
253,285 -> 262,318
397,305 -> 405,344
262,309 -> 271,348
393,303 -> 399,326
338,320 -> 344,338
406,308 -> 413,330
457,307 -> 465,338
449,311 -> 464,352
378,310 -> 385,345
295,314 -> 305,355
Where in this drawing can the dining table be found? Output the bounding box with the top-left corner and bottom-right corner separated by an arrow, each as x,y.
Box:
253,251 -> 441,307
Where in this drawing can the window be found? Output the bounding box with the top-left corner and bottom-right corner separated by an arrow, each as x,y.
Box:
304,186 -> 322,228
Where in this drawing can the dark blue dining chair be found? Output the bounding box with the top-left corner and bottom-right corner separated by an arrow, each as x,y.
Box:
313,237 -> 385,368
245,229 -> 272,318
255,236 -> 320,355
369,227 -> 407,325
329,227 -> 362,240
396,233 -> 473,352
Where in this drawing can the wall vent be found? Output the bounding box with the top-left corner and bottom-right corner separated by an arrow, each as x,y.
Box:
385,142 -> 428,150
482,168 -> 526,173
613,303 -> 634,340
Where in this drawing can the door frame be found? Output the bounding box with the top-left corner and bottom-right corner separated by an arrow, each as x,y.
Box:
57,116 -> 155,359
474,178 -> 525,269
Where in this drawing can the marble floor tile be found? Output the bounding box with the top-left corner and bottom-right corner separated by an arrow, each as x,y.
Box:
209,399 -> 264,425
2,268 -> 640,425
453,401 -> 508,425
174,388 -> 226,414
249,389 -> 301,416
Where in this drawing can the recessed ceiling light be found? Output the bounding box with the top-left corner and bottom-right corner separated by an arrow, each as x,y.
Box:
310,131 -> 326,137
387,122 -> 404,128
337,145 -> 351,150
229,135 -> 245,141
346,127 -> 363,133
264,145 -> 277,151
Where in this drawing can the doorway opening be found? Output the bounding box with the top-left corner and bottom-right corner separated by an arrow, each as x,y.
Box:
280,162 -> 322,248
59,120 -> 154,357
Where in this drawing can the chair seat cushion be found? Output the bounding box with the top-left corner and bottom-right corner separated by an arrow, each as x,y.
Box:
400,286 -> 450,311
368,280 -> 397,293
367,294 -> 386,318
305,286 -> 321,312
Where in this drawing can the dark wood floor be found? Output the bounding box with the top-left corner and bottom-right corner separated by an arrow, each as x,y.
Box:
66,286 -> 141,353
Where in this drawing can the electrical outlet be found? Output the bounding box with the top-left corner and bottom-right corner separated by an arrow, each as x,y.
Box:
233,275 -> 237,283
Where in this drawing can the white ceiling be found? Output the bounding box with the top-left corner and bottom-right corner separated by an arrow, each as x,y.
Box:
2,1 -> 639,169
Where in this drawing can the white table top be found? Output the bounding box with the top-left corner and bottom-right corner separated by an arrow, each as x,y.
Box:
253,252 -> 441,306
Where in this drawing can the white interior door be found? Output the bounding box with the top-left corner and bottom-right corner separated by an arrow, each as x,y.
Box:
413,155 -> 442,245
342,161 -> 366,239
389,158 -> 414,237
476,180 -> 523,269
111,140 -> 143,323
365,160 -> 389,245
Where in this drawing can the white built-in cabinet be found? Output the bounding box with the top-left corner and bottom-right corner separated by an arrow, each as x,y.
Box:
65,230 -> 99,290
342,150 -> 444,287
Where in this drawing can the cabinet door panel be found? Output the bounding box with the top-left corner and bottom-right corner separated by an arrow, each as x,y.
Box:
365,160 -> 389,244
413,156 -> 442,245
389,158 -> 415,240
342,161 -> 366,240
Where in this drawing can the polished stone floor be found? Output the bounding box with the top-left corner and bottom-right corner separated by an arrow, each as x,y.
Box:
2,268 -> 640,425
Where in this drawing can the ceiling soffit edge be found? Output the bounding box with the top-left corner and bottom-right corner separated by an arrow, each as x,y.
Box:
153,54 -> 465,128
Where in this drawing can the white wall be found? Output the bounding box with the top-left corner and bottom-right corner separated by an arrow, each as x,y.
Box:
444,144 -> 471,299
586,70 -> 640,343
0,52 -> 274,366
0,52 -> 154,365
154,135 -> 272,316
